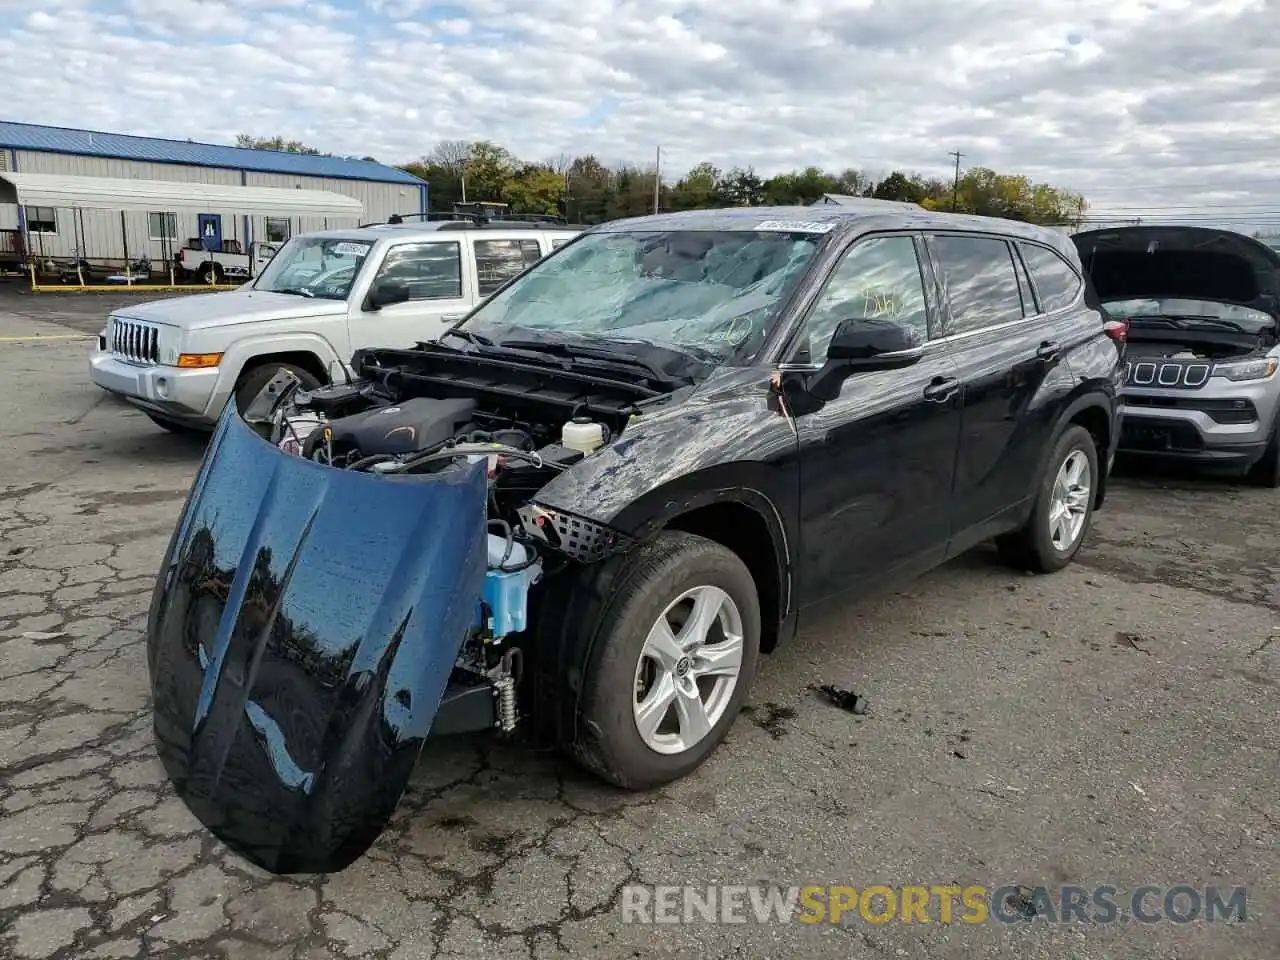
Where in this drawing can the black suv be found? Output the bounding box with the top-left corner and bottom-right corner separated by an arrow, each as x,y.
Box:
146,203 -> 1125,874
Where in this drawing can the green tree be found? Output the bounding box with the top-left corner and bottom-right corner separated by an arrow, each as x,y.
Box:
503,165 -> 566,215
235,134 -> 323,155
670,162 -> 724,210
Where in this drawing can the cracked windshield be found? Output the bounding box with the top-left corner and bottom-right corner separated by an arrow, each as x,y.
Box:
461,229 -> 822,358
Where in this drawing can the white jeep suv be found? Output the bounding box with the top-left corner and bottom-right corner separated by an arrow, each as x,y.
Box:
88,218 -> 582,434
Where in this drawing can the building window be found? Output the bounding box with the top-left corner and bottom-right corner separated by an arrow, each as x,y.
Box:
148,212 -> 177,241
24,207 -> 56,235
265,218 -> 291,243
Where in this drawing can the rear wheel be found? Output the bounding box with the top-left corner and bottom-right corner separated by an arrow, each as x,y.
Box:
198,262 -> 225,285
997,424 -> 1099,573
570,531 -> 761,790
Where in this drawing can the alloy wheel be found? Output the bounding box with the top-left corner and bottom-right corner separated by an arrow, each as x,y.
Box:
632,584 -> 745,755
1049,449 -> 1092,551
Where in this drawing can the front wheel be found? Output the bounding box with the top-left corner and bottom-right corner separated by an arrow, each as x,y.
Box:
997,423 -> 1099,573
1246,418 -> 1280,487
233,361 -> 322,414
570,531 -> 761,790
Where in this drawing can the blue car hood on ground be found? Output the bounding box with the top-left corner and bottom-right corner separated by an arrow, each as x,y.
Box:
145,404 -> 488,874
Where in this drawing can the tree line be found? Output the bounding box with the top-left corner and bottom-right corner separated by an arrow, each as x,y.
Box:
236,133 -> 1089,227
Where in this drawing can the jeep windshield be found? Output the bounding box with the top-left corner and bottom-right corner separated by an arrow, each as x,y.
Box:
453,228 -> 824,361
1103,297 -> 1274,334
252,236 -> 374,300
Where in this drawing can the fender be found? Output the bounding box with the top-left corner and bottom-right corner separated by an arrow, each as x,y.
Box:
202,332 -> 348,418
528,465 -> 797,748
1031,387 -> 1119,511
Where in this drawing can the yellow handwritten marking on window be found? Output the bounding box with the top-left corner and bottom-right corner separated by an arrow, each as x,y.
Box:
721,315 -> 751,342
861,289 -> 905,319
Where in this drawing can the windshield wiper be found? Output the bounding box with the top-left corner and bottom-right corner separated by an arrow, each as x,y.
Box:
498,338 -> 674,385
273,287 -> 315,298
1126,314 -> 1245,331
442,329 -> 495,347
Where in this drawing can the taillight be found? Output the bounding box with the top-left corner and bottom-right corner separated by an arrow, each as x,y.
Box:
1104,318 -> 1128,342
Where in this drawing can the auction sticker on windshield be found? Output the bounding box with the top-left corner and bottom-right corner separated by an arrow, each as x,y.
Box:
754,220 -> 836,233
334,242 -> 372,256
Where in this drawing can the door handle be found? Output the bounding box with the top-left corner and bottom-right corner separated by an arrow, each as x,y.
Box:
1036,340 -> 1061,361
923,376 -> 960,402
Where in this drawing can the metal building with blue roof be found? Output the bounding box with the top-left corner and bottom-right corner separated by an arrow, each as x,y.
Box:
0,120 -> 427,267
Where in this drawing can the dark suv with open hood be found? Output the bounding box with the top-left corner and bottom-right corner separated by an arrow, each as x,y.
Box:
145,204 -> 1124,875
1073,225 -> 1280,485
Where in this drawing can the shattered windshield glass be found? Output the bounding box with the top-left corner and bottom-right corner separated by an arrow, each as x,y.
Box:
458,229 -> 823,359
253,237 -> 374,300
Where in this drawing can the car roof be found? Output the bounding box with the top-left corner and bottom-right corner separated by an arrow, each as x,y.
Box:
590,204 -> 1079,259
296,222 -> 584,243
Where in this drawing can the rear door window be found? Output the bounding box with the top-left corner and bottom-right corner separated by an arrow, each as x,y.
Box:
1017,242 -> 1084,313
928,235 -> 1024,336
474,238 -> 544,296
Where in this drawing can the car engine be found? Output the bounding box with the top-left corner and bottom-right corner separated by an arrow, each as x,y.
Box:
247,346 -> 658,736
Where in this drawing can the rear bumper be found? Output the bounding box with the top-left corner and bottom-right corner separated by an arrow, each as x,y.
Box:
89,349 -> 222,427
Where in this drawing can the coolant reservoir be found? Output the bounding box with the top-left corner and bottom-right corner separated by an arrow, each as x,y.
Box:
562,417 -> 605,453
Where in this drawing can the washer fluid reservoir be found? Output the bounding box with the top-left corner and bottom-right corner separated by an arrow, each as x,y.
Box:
562,417 -> 605,453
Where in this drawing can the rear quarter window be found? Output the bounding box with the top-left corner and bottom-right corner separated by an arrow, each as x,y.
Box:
1018,242 -> 1083,313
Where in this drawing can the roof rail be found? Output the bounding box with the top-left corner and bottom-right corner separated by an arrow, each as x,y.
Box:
434,219 -> 585,231
358,211 -> 585,230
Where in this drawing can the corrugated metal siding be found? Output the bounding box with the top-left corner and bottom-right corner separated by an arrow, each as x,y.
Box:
242,172 -> 409,236
4,152 -> 381,260
0,120 -> 424,185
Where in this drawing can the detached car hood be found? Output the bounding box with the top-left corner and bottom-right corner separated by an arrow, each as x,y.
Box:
1072,225 -> 1280,318
146,404 -> 488,874
115,290 -> 347,331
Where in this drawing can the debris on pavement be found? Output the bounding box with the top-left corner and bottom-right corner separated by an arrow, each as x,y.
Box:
1115,631 -> 1152,654
812,684 -> 869,715
21,630 -> 66,640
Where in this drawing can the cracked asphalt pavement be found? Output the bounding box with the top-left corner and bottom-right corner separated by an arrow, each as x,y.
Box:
0,288 -> 1276,959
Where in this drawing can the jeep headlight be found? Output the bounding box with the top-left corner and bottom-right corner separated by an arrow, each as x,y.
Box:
1213,357 -> 1279,381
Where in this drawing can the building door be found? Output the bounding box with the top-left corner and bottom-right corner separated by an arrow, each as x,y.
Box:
198,214 -> 223,253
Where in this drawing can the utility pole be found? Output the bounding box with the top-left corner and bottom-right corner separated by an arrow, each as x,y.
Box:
653,146 -> 661,215
949,150 -> 964,211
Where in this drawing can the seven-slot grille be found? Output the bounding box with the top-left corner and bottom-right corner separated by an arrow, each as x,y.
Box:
110,318 -> 160,365
1123,359 -> 1211,390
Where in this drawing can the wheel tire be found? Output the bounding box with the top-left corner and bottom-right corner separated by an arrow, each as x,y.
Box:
232,361 -> 322,414
996,423 -> 1099,574
146,413 -> 209,438
570,531 -> 761,791
1246,418 -> 1280,487
198,263 -> 224,285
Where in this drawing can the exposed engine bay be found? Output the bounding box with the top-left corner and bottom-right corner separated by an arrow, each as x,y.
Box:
248,342 -> 672,737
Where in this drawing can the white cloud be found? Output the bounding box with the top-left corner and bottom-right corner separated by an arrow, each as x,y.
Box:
0,0 -> 1278,222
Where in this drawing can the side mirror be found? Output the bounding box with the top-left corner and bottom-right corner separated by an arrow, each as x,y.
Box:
367,281 -> 410,309
801,318 -> 925,402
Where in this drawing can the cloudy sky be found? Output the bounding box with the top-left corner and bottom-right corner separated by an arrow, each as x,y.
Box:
2,0 -> 1279,224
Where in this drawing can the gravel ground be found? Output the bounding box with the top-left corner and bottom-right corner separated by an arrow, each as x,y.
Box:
0,286 -> 1276,960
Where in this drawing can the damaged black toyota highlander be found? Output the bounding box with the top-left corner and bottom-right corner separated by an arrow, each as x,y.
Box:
146,204 -> 1124,874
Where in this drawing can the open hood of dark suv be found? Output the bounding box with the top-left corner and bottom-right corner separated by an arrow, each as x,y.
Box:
1072,225 -> 1280,318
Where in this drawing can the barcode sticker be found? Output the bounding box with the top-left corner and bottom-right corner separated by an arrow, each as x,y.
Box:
333,242 -> 372,256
